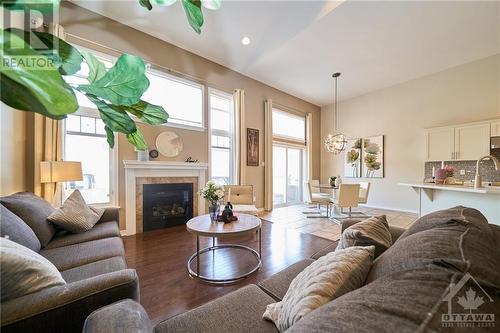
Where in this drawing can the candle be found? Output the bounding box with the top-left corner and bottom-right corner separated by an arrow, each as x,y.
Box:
432,166 -> 435,177
228,188 -> 231,202
441,161 -> 445,169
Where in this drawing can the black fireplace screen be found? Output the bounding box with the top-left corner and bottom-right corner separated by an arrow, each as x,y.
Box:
143,183 -> 193,231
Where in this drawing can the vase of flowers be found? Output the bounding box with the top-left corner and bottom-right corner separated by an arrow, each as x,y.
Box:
200,180 -> 225,222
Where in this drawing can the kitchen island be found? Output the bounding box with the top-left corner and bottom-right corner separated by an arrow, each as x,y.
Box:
399,183 -> 500,225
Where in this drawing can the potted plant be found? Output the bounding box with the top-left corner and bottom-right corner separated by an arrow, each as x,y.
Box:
329,176 -> 337,186
200,181 -> 225,221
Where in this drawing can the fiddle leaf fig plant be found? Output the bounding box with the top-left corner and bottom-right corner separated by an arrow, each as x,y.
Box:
139,0 -> 221,34
1,1 -> 169,151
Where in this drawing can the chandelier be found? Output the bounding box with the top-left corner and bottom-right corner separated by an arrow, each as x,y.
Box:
324,72 -> 346,154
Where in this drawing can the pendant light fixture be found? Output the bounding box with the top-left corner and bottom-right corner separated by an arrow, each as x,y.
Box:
324,72 -> 347,154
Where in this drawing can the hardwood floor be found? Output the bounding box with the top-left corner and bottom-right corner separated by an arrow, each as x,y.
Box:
123,220 -> 332,325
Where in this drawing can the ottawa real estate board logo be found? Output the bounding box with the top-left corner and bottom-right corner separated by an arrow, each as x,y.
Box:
441,273 -> 495,328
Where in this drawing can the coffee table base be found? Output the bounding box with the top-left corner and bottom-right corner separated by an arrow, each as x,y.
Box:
187,242 -> 261,285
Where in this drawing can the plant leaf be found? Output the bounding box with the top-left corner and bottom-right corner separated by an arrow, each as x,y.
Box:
201,0 -> 220,10
6,28 -> 83,76
153,0 -> 177,5
77,54 -> 150,106
138,0 -> 153,10
181,0 -> 203,34
81,51 -> 107,83
86,94 -> 137,134
0,29 -> 78,119
104,126 -> 115,148
120,100 -> 168,125
127,129 -> 147,150
1,0 -> 60,13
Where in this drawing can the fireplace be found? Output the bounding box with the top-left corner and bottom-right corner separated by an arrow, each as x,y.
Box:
143,183 -> 194,231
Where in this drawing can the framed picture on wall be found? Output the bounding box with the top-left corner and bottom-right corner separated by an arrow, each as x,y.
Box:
247,128 -> 259,166
344,138 -> 362,178
363,135 -> 384,178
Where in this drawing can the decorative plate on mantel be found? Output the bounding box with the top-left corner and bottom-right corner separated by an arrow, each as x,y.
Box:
155,131 -> 183,157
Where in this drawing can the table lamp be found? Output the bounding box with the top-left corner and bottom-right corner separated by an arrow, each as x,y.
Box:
40,161 -> 83,206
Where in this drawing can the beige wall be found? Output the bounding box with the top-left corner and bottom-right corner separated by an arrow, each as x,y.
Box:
0,107 -> 31,195
321,54 -> 500,213
60,3 -> 321,228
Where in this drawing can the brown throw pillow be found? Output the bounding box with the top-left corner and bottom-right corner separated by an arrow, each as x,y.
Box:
336,215 -> 392,258
47,190 -> 104,233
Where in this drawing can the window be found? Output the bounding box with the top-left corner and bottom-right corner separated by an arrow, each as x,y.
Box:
63,48 -> 117,205
209,89 -> 236,185
142,69 -> 204,129
272,108 -> 306,142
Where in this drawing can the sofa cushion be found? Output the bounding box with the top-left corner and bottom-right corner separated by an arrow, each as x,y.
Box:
336,215 -> 392,258
1,204 -> 41,252
154,284 -> 279,333
310,241 -> 339,260
263,246 -> 375,332
84,299 -> 153,333
40,237 -> 125,271
44,221 -> 120,249
1,238 -> 65,302
0,192 -> 56,247
47,190 -> 105,233
287,268 -> 496,333
258,259 -> 315,301
366,207 -> 500,286
61,256 -> 127,283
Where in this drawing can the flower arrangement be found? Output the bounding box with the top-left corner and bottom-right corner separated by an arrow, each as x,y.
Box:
443,165 -> 455,177
200,180 -> 225,204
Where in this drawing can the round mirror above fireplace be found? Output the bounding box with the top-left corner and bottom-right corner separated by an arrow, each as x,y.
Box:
156,131 -> 183,157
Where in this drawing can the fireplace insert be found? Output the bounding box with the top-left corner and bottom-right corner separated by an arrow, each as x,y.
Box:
143,183 -> 193,231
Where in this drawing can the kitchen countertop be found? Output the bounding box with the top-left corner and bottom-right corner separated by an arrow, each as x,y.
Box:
399,182 -> 500,195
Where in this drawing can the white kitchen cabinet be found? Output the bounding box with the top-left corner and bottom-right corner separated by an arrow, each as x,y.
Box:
491,120 -> 500,137
454,123 -> 490,160
425,127 -> 454,161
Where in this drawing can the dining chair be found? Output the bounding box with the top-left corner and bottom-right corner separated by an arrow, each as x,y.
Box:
223,185 -> 258,215
329,184 -> 360,222
303,181 -> 331,218
348,181 -> 371,217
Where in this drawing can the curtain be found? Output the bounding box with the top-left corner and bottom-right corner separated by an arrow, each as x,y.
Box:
264,99 -> 273,211
33,23 -> 64,203
306,113 -> 313,182
233,89 -> 246,185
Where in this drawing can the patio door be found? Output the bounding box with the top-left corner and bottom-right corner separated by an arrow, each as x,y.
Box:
273,145 -> 304,207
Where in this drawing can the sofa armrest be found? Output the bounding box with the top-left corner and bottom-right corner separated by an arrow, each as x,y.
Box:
1,269 -> 139,333
98,207 -> 120,224
84,299 -> 152,333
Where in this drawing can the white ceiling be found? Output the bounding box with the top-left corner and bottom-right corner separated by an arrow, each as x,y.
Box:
71,0 -> 500,106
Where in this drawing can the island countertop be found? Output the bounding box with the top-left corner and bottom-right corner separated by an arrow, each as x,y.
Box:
399,183 -> 500,195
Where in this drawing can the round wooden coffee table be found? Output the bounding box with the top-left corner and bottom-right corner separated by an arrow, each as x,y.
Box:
186,214 -> 262,284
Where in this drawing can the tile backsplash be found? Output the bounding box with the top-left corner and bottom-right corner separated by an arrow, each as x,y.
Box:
424,155 -> 500,182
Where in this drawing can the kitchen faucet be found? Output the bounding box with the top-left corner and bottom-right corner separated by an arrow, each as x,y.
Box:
474,155 -> 500,189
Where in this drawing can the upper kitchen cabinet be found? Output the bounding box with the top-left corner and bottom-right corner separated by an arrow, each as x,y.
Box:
425,127 -> 454,161
491,120 -> 500,137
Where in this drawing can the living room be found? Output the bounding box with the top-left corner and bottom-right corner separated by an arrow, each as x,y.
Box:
1,1 -> 499,332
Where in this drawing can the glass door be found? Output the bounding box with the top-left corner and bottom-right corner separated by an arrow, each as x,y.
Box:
273,145 -> 304,207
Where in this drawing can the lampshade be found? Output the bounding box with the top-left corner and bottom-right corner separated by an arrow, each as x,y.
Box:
40,161 -> 83,183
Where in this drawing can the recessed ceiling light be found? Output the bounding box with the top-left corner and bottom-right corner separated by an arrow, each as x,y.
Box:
241,36 -> 251,46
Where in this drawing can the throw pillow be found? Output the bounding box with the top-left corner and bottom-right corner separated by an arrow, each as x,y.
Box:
1,237 -> 65,302
47,190 -> 105,233
263,246 -> 375,332
0,204 -> 41,252
336,215 -> 392,258
0,192 -> 56,247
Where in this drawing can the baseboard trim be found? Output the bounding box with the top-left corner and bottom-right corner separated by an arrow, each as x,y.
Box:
360,204 -> 418,215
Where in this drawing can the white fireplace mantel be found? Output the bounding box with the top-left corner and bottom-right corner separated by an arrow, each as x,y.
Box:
123,160 -> 208,235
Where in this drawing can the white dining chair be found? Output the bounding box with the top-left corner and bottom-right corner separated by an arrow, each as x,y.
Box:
329,184 -> 360,222
303,181 -> 331,218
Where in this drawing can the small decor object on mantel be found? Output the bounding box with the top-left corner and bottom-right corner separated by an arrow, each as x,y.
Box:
200,181 -> 225,222
247,128 -> 259,166
185,156 -> 199,163
136,149 -> 149,162
156,131 -> 183,157
149,149 -> 159,159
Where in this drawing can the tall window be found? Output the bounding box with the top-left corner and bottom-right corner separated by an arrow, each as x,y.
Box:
209,88 -> 236,185
63,49 -> 116,205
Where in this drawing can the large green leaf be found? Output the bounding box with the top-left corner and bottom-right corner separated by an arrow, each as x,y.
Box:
181,0 -> 203,34
81,51 -> 106,83
153,0 -> 177,5
201,0 -> 220,10
1,0 -> 60,13
126,129 -> 147,151
6,28 -> 83,75
104,126 -> 115,148
77,54 -> 150,106
139,0 -> 153,10
119,100 -> 168,125
0,29 -> 78,119
86,95 -> 137,134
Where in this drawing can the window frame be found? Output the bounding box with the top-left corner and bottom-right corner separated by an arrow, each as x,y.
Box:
272,107 -> 307,144
207,87 -> 237,185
